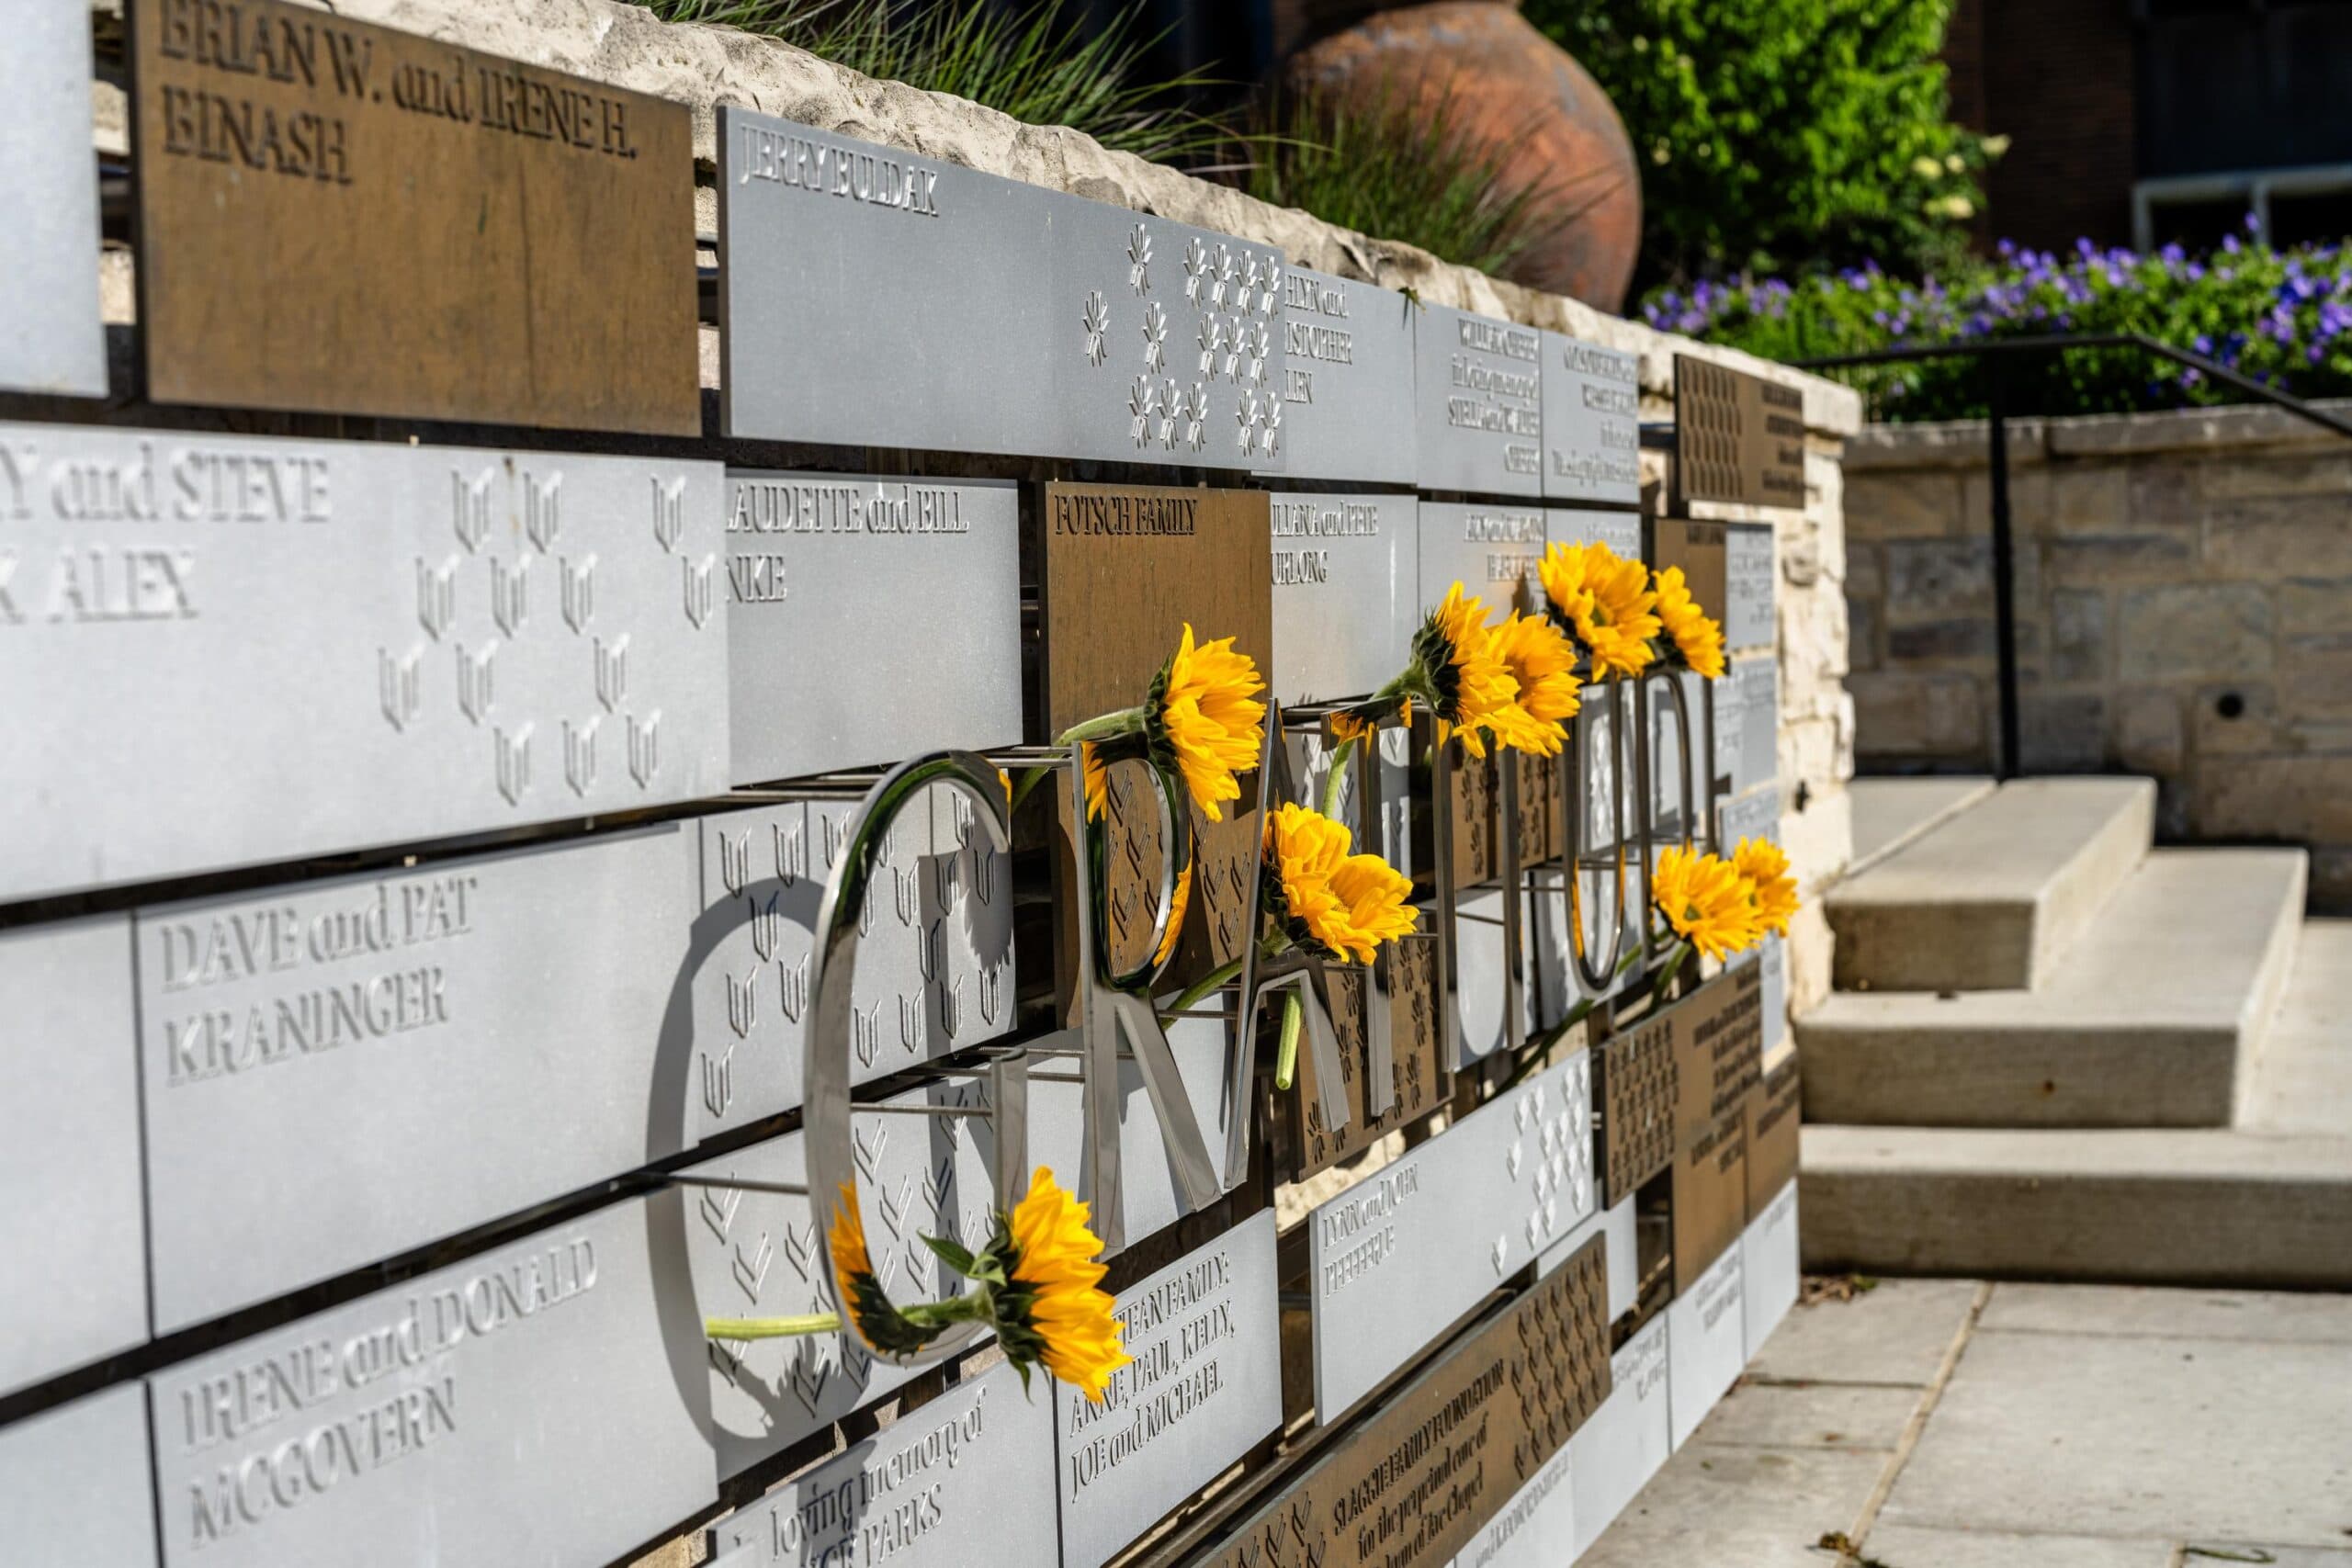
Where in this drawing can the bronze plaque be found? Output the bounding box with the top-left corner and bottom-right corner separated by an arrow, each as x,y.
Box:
1287,933 -> 1446,1181
1041,483 -> 1273,985
1652,516 -> 1729,630
1669,964 -> 1765,1284
1671,355 -> 1806,512
1746,1049 -> 1802,1217
1196,1233 -> 1609,1568
1448,745 -> 1498,890
132,0 -> 698,434
1597,1010 -> 1677,1208
1513,750 -> 1566,868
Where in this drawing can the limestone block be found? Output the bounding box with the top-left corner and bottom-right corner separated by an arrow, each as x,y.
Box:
1847,597 -> 1882,673
1847,470 -> 1965,539
2195,450 -> 2352,502
1886,539 -> 1994,616
1888,618 -> 1997,664
2114,687 -> 2185,774
2045,462 -> 2130,527
2125,461 -> 2201,528
2191,682 -> 2282,756
1962,463 -> 2052,532
2281,636 -> 2352,714
2206,498 -> 2352,578
2046,533 -> 2197,587
1850,672 -> 1988,761
2118,583 -> 2274,679
1846,540 -> 1884,602
2050,590 -> 2109,682
2018,691 -> 2108,773
2278,578 -> 2352,639
2198,755 -> 2352,840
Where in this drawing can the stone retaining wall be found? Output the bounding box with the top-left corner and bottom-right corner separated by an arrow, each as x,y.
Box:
1847,400 -> 2352,904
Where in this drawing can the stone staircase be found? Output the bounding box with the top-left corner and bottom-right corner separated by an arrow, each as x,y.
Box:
1798,775 -> 2352,1287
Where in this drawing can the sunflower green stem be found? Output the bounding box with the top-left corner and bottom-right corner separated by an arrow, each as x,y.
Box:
1007,707 -> 1153,815
1319,737 -> 1355,818
1272,993 -> 1304,1090
706,1283 -> 996,1345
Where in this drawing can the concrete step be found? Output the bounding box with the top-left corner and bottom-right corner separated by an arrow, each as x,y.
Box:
2240,918 -> 2352,1137
1826,777 -> 2155,993
1799,1124 -> 2352,1289
1848,774 -> 1996,876
1799,849 -> 2308,1128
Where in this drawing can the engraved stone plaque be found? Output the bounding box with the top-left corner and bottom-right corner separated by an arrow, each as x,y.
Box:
0,918 -> 145,1396
1267,492 -> 1416,705
1,0 -> 106,397
721,111 -> 1285,468
0,1384 -> 159,1568
1568,1315 -> 1668,1556
1548,506 -> 1640,560
1057,1211 -> 1282,1568
726,472 -> 1021,784
1415,304 -> 1544,498
1307,1051 -> 1594,1421
1198,1233 -> 1608,1568
688,1083 -> 1000,1481
132,0 -> 697,434
1542,1193 -> 1637,1325
1724,522 -> 1775,652
1261,267 -> 1417,485
1719,785 -> 1787,1056
1671,355 -> 1807,512
1030,1010 -> 1240,1246
1668,1245 -> 1746,1449
140,824 -> 698,1331
690,791 -> 1015,1145
708,1357 -> 1057,1568
0,425 -> 729,903
1453,1441 -> 1575,1568
147,1198 -> 714,1568
1417,500 -> 1547,615
1742,1185 -> 1800,1359
1540,333 -> 1639,506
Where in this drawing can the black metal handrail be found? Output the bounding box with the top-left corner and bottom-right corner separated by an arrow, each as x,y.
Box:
1795,333 -> 2352,779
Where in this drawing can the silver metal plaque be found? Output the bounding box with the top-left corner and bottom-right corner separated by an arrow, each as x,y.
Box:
0,424 -> 729,902
1743,1185 -> 1800,1359
1453,1440 -> 1575,1568
1668,1245 -> 1747,1450
1415,304 -> 1544,498
0,918 -> 145,1395
148,1198 -> 713,1568
1268,492 -> 1417,705
140,826 -> 696,1331
0,1385 -> 159,1568
689,1083 -> 1000,1481
726,472 -> 1021,784
1540,1198 -> 1634,1325
692,792 -> 1016,1145
1540,333 -> 1639,506
1569,1316 -> 1669,1557
1730,654 -> 1778,797
1057,1210 -> 1281,1568
1718,785 -> 1787,1056
709,1357 -> 1056,1568
1030,1008 -> 1239,1248
1724,522 -> 1775,653
1417,501 -> 1546,613
720,110 -> 1285,470
1307,1051 -> 1594,1420
1455,884 -> 1535,1064
1645,667 -> 1709,848
1260,267 -> 1417,485
0,0 -> 106,397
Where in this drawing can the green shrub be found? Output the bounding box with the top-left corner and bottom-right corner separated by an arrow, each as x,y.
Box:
1648,227 -> 2352,421
1525,0 -> 1998,288
641,0 -> 1232,165
1238,83 -> 1564,278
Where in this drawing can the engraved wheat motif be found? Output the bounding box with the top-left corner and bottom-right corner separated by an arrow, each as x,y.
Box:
701,1044 -> 735,1119
452,468 -> 492,553
775,818 -> 807,885
627,711 -> 660,789
560,554 -> 595,634
523,471 -> 562,553
494,723 -> 532,806
750,893 -> 782,963
456,640 -> 497,727
727,970 -> 758,1039
1081,289 -> 1111,367
851,1000 -> 882,1068
490,555 -> 528,637
651,475 -> 686,554
1126,223 -> 1152,294
684,554 -> 716,630
416,555 -> 457,641
777,955 -> 808,1023
594,634 -> 628,714
699,1183 -> 742,1243
718,829 -> 751,896
562,717 -> 598,797
378,646 -> 422,733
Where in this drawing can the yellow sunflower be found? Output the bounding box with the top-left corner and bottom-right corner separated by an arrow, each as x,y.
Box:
1082,741 -> 1109,821
1653,566 -> 1727,680
1414,582 -> 1542,760
1489,610 -> 1582,754
1148,624 -> 1267,822
1732,837 -> 1799,937
1266,803 -> 1417,964
1006,1168 -> 1130,1401
1651,846 -> 1763,963
1153,863 -> 1192,968
1541,541 -> 1661,680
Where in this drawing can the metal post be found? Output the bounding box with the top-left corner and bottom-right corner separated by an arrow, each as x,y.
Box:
1986,360 -> 2022,780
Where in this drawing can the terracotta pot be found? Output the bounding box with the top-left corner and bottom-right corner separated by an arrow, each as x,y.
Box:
1288,1 -> 1641,310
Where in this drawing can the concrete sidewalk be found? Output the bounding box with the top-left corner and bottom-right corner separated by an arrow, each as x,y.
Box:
1584,1278 -> 2352,1566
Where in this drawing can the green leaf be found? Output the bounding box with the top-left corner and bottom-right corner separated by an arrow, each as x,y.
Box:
919,1233 -> 981,1278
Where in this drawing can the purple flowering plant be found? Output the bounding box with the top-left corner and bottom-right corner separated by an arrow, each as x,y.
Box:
1644,216 -> 2352,421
